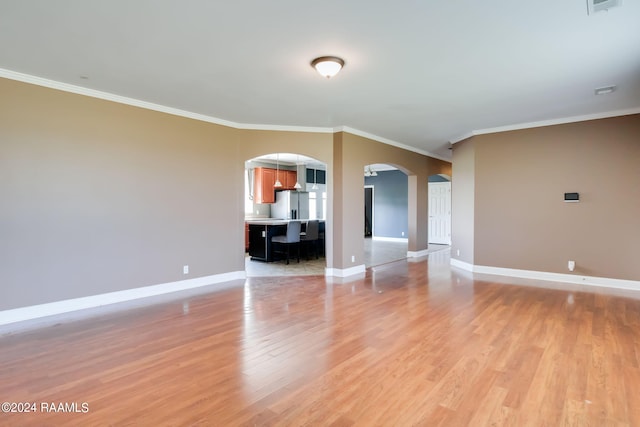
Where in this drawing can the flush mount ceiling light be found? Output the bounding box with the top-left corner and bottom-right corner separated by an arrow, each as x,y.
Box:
311,56 -> 345,78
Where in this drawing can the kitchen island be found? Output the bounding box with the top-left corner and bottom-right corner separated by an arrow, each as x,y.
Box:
246,219 -> 324,262
246,219 -> 287,262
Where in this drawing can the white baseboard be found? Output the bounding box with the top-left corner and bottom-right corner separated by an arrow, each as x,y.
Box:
0,271 -> 246,328
325,264 -> 366,278
372,236 -> 408,243
450,258 -> 474,272
407,249 -> 429,258
450,259 -> 640,291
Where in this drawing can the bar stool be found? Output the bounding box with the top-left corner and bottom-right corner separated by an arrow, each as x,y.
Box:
271,221 -> 301,264
300,220 -> 319,260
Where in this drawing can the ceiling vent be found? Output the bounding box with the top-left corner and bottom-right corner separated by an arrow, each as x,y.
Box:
587,0 -> 622,14
595,85 -> 616,95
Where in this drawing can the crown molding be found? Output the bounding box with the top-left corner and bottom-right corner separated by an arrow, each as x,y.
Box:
450,107 -> 640,144
0,68 -> 447,159
8,68 -> 632,159
474,108 -> 640,135
0,67 -> 245,129
238,122 -> 334,133
0,68 -> 332,135
336,126 -> 450,162
449,131 -> 474,144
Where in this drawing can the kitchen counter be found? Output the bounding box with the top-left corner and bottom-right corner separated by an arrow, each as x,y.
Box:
246,219 -> 324,262
245,218 -> 289,226
245,218 -> 324,224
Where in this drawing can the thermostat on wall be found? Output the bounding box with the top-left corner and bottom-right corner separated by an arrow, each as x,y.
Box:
564,192 -> 579,202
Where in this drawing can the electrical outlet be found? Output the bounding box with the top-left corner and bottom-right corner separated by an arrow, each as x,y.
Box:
401,231 -> 405,236
183,265 -> 189,275
351,255 -> 355,262
568,261 -> 575,272
456,249 -> 460,256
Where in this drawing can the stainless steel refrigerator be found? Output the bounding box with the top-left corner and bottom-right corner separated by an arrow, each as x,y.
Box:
272,190 -> 309,220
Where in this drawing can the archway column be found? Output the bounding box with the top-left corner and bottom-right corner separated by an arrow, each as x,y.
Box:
407,174 -> 429,256
327,131 -> 451,277
326,132 -> 366,277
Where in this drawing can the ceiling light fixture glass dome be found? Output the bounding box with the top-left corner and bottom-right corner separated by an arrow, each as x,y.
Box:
311,56 -> 345,78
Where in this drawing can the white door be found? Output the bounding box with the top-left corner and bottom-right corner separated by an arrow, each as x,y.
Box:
428,182 -> 451,244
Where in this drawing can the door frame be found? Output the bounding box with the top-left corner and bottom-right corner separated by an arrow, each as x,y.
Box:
364,185 -> 374,237
428,181 -> 451,245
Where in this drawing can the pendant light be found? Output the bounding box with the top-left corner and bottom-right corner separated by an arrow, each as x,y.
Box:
364,165 -> 378,177
312,167 -> 318,190
293,155 -> 302,190
274,153 -> 282,188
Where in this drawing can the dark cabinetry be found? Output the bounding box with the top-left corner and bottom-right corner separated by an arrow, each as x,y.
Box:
248,223 -> 286,261
306,168 -> 326,185
245,223 -> 249,251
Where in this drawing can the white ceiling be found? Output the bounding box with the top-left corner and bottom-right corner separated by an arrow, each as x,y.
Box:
1,1 -> 639,160
249,153 -> 323,168
248,153 -> 392,173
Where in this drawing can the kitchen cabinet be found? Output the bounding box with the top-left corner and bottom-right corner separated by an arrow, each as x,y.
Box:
245,223 -> 250,251
247,221 -> 287,261
277,170 -> 298,189
246,219 -> 325,262
254,167 -> 277,203
306,168 -> 326,185
248,224 -> 267,260
253,167 -> 297,203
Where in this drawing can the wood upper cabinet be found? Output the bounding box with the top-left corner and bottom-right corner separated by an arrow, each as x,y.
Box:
287,170 -> 298,188
254,167 -> 277,204
276,169 -> 298,189
254,167 -> 298,203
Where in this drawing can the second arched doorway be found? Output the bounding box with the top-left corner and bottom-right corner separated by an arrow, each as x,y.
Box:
363,163 -> 409,267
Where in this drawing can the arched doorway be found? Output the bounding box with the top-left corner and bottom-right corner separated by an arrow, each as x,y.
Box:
244,153 -> 328,276
363,163 -> 409,267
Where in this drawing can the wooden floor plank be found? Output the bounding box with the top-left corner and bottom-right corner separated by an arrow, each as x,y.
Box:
1,254 -> 640,425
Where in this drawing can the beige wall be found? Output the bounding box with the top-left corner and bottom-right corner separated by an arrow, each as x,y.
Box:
456,114 -> 640,281
333,132 -> 450,268
239,129 -> 333,164
451,138 -> 476,265
238,129 -> 334,266
0,78 -> 244,310
1,77 -> 450,310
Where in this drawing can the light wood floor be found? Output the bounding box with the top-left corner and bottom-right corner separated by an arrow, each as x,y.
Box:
245,240 -> 450,277
2,253 -> 640,426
